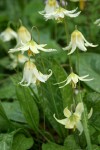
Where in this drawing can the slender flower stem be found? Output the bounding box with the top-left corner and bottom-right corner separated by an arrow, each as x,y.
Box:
63,19 -> 76,106
76,49 -> 92,150
31,26 -> 40,44
63,18 -> 72,73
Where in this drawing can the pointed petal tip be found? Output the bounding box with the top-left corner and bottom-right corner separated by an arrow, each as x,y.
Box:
88,108 -> 93,119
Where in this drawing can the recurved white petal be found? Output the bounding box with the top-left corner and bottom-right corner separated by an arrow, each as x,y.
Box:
38,69 -> 52,82
82,35 -> 98,47
75,102 -> 84,115
53,114 -> 67,125
64,7 -> 78,14
63,42 -> 72,51
79,75 -> 93,81
59,78 -> 71,88
63,107 -> 71,118
9,45 -> 29,53
76,121 -> 83,135
68,43 -> 76,55
76,38 -> 87,51
38,46 -> 56,52
65,11 -> 81,18
53,78 -> 68,85
88,108 -> 93,119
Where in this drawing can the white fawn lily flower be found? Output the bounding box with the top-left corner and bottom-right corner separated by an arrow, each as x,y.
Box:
54,102 -> 84,135
16,25 -> 31,47
63,28 -> 98,55
9,53 -> 29,69
39,0 -> 59,15
19,61 -> 52,86
94,18 -> 100,27
0,27 -> 17,42
42,7 -> 81,22
54,72 -> 93,88
9,40 -> 56,54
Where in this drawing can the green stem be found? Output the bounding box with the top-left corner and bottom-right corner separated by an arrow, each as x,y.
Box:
63,18 -> 72,72
76,49 -> 92,150
83,105 -> 92,150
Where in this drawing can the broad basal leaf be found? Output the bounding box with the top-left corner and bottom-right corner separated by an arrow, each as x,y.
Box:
36,57 -> 73,138
2,101 -> 26,123
75,53 -> 100,93
12,133 -> 33,150
42,142 -> 66,150
16,86 -> 39,133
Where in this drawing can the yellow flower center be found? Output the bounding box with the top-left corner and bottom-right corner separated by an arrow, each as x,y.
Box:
48,0 -> 56,6
28,49 -> 33,56
18,26 -> 27,34
69,114 -> 80,124
6,27 -> 13,33
25,61 -> 35,70
71,30 -> 82,39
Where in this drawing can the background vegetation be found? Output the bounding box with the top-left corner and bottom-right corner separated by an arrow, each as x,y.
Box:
0,0 -> 100,149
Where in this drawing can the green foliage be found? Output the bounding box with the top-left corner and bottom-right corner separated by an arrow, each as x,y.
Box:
12,133 -> 34,150
2,101 -> 26,123
0,132 -> 14,150
36,57 -> 73,138
0,76 -> 16,99
0,0 -> 100,149
76,53 -> 100,93
16,85 -> 39,133
42,142 -> 66,150
0,130 -> 34,150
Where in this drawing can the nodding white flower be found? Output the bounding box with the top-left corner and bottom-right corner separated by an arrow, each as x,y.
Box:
9,53 -> 29,69
54,72 -> 93,88
19,61 -> 52,86
9,40 -> 56,54
42,7 -> 81,22
54,102 -> 84,135
94,18 -> 100,27
39,0 -> 59,15
16,25 -> 31,47
0,27 -> 17,42
63,29 -> 98,55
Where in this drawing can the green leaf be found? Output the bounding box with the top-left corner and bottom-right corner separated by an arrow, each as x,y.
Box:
51,59 -> 73,108
0,132 -> 15,150
12,133 -> 33,150
0,101 -> 9,120
84,92 -> 100,130
16,86 -> 39,132
42,142 -> 66,150
36,57 -> 73,138
64,135 -> 81,150
92,145 -> 100,150
2,101 -> 26,123
0,77 -> 16,99
76,53 -> 100,93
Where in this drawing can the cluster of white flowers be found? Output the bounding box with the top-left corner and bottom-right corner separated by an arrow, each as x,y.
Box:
0,0 -> 98,135
0,20 -> 57,84
39,0 -> 81,22
39,0 -> 98,134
